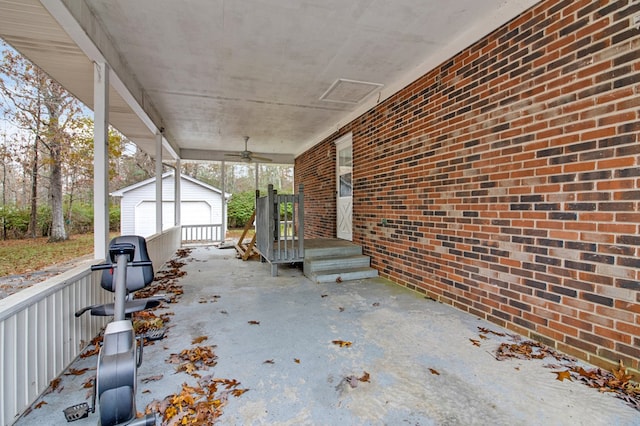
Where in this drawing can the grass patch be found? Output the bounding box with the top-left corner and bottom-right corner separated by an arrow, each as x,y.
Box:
0,230 -> 251,278
0,234 -> 97,277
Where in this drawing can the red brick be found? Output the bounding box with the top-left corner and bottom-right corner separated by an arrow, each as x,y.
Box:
296,0 -> 640,377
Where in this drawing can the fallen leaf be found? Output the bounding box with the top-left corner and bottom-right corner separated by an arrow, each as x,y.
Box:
141,375 -> 163,383
42,378 -> 61,395
336,277 -> 343,283
339,307 -> 345,312
182,362 -> 198,374
294,358 -> 300,363
192,336 -> 208,344
332,340 -> 352,347
478,326 -> 505,337
248,320 -> 260,325
82,377 -> 94,389
263,359 -> 275,364
612,361 -> 633,385
345,371 -> 370,388
321,294 -> 328,298
429,368 -> 440,375
65,368 -> 89,376
479,334 -> 488,340
372,302 -> 380,307
34,401 -> 47,409
231,389 -> 249,397
554,370 -> 573,382
142,389 -> 151,394
469,339 -> 481,347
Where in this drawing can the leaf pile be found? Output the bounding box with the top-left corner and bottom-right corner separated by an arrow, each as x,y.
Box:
495,339 -> 573,362
175,248 -> 192,259
552,362 -> 640,411
133,310 -> 169,337
485,328 -> 640,411
136,250 -> 192,302
167,345 -> 218,377
146,376 -> 248,426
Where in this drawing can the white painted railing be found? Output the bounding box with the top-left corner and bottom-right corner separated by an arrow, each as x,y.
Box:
148,226 -> 182,268
181,224 -> 224,244
0,227 -> 182,426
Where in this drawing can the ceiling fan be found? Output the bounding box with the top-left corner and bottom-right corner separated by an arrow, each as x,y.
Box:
224,136 -> 273,163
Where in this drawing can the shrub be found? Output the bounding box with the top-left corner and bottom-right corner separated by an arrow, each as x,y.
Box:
0,204 -> 29,238
227,190 -> 255,228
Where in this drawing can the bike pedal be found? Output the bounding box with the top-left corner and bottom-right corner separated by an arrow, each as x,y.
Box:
63,402 -> 90,422
145,327 -> 166,341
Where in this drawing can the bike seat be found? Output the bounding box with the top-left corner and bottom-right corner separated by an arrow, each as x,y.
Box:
100,235 -> 154,293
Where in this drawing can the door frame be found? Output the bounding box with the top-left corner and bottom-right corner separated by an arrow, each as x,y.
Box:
335,133 -> 353,241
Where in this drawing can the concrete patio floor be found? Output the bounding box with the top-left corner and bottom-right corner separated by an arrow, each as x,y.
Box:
14,246 -> 639,425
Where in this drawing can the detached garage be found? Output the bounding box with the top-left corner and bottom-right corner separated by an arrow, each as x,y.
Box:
111,171 -> 229,239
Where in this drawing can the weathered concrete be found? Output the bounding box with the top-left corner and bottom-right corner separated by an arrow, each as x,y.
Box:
14,246 -> 639,425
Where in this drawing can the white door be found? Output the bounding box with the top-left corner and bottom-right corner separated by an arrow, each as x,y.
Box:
134,201 -> 175,237
336,134 -> 353,241
135,201 -> 213,237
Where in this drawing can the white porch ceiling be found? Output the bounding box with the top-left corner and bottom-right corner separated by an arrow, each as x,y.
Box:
0,0 -> 539,163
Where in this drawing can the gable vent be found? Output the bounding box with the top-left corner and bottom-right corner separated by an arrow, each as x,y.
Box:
319,78 -> 383,104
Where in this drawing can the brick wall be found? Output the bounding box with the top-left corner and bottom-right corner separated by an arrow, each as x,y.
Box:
295,0 -> 640,373
294,137 -> 339,239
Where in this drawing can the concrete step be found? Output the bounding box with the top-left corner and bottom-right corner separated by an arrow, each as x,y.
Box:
302,239 -> 379,283
304,254 -> 371,273
309,266 -> 379,284
304,238 -> 363,259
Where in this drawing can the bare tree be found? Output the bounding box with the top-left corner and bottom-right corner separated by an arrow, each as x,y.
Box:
0,42 -> 82,241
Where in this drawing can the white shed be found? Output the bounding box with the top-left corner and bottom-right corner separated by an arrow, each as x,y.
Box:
111,171 -> 229,238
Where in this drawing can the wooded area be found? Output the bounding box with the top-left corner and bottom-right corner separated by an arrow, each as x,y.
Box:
0,40 -> 293,241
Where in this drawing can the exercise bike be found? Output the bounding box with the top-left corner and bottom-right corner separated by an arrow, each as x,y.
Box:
65,235 -> 165,425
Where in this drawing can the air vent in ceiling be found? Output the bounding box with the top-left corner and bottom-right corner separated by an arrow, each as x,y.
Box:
319,78 -> 383,104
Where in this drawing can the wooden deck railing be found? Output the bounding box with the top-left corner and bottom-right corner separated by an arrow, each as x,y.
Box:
181,224 -> 224,244
255,184 -> 304,276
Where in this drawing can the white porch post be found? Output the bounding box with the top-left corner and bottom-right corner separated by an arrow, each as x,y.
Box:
255,163 -> 259,192
221,160 -> 226,240
155,132 -> 163,235
174,159 -> 181,227
93,62 -> 109,259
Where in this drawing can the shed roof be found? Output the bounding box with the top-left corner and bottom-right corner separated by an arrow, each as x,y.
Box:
111,171 -> 230,199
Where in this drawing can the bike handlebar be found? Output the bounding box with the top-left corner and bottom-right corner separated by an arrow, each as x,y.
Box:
90,260 -> 153,271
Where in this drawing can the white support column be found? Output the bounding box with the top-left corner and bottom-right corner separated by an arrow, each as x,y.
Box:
221,161 -> 226,241
174,159 -> 181,227
255,163 -> 259,192
155,132 -> 163,235
93,62 -> 109,259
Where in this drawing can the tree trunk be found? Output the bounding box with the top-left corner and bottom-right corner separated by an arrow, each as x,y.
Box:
1,155 -> 6,240
28,139 -> 38,238
48,135 -> 67,242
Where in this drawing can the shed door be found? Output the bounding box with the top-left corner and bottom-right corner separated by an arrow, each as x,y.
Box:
134,201 -> 174,237
180,201 -> 212,225
336,134 -> 352,241
135,201 -> 212,237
